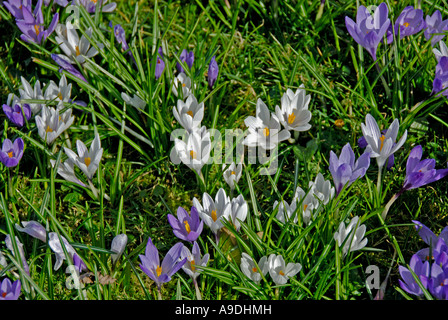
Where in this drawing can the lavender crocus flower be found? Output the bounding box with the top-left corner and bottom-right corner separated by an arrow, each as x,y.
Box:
0,278 -> 21,300
112,24 -> 136,64
358,129 -> 395,170
345,3 -> 391,61
398,145 -> 448,195
433,56 -> 448,97
176,49 -> 194,73
73,0 -> 116,13
51,54 -> 87,83
428,263 -> 448,299
329,143 -> 370,195
180,241 -> 209,281
139,237 -> 186,292
398,253 -> 430,297
0,138 -> 24,168
15,0 -> 59,44
208,55 -> 219,89
2,96 -> 31,127
155,53 -> 165,80
394,6 -> 426,39
168,206 -> 203,243
5,235 -> 30,275
425,10 -> 448,46
3,0 -> 31,20
15,220 -> 47,242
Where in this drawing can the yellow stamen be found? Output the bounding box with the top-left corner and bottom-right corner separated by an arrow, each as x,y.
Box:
279,270 -> 285,276
58,92 -> 63,100
84,157 -> 91,167
287,112 -> 296,124
303,204 -> 308,211
403,22 -> 410,27
211,210 -> 217,222
34,25 -> 40,36
46,126 -> 53,133
379,135 -> 386,151
263,127 -> 270,137
189,150 -> 197,159
191,260 -> 196,271
75,46 -> 81,56
182,83 -> 187,87
8,151 -> 14,158
186,110 -> 194,117
156,265 -> 162,277
184,220 -> 191,234
231,171 -> 236,175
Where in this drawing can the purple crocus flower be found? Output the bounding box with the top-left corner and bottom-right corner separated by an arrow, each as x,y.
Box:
2,100 -> 31,127
3,0 -> 32,20
208,55 -> 219,89
139,237 -> 186,292
15,0 -> 59,45
0,138 -> 24,168
428,263 -> 448,299
0,278 -> 21,300
425,10 -> 448,46
345,3 -> 391,61
398,253 -> 430,297
413,220 -> 448,257
176,49 -> 194,73
168,206 -> 203,242
51,54 -> 87,83
73,0 -> 116,13
155,53 -> 165,80
394,6 -> 426,39
112,23 -> 136,64
398,145 -> 448,195
329,143 -> 370,195
433,56 -> 448,97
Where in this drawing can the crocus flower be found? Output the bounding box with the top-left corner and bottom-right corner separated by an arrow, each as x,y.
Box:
193,188 -> 231,237
3,0 -> 31,20
329,143 -> 370,195
35,105 -> 74,145
308,173 -> 335,206
358,129 -> 395,170
51,54 -> 87,83
428,263 -> 448,299
413,220 -> 448,249
176,49 -> 194,73
0,138 -> 24,168
172,126 -> 211,177
121,92 -> 146,111
48,232 -> 85,271
334,216 -> 368,257
180,241 -> 209,281
228,194 -> 248,231
424,10 -> 448,46
240,253 -> 268,284
172,72 -> 193,99
222,162 -> 243,191
360,114 -> 407,169
5,235 -> 30,275
50,158 -> 87,187
18,76 -> 44,115
293,186 -> 318,225
275,84 -> 312,133
267,254 -> 302,285
168,206 -> 203,243
110,234 -> 128,265
15,220 -> 47,242
398,145 -> 448,195
274,197 -> 298,224
2,95 -> 31,127
345,3 -> 391,61
433,56 -> 448,97
55,22 -> 103,64
208,55 -> 219,89
63,133 -> 103,180
44,74 -> 72,108
139,237 -> 186,291
0,278 -> 21,300
172,94 -> 204,133
433,40 -> 448,62
398,253 -> 430,297
243,98 -> 291,150
73,0 -> 116,13
155,54 -> 165,80
394,6 -> 426,39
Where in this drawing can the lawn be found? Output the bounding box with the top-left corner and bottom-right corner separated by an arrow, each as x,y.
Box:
0,0 -> 448,302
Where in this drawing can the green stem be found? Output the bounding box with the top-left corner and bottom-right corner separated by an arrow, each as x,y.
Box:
375,62 -> 391,99
335,241 -> 341,300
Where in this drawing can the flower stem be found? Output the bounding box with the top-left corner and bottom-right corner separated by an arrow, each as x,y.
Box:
375,62 -> 391,99
157,287 -> 163,300
194,278 -> 202,300
376,165 -> 383,204
381,193 -> 398,220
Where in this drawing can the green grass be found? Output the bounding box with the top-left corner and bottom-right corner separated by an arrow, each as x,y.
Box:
0,0 -> 447,301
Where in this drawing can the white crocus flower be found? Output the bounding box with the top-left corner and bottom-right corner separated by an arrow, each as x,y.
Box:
243,98 -> 291,150
35,106 -> 74,145
433,40 -> 448,62
173,126 -> 211,177
110,234 -> 128,265
64,133 -> 103,180
361,114 -> 407,169
240,253 -> 268,284
294,186 -> 317,225
193,188 -> 231,235
274,198 -> 298,224
267,254 -> 302,285
180,241 -> 210,281
44,75 -> 72,108
222,162 -> 243,191
308,173 -> 335,206
334,216 -> 368,257
172,72 -> 193,99
48,232 -> 78,271
15,220 -> 47,243
121,92 -> 146,111
275,84 -> 312,132
228,194 -> 248,231
50,158 -> 87,187
172,94 -> 204,132
55,22 -> 103,64
19,76 -> 44,115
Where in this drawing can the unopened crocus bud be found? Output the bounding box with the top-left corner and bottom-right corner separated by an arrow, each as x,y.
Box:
208,55 -> 219,89
111,234 -> 128,264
